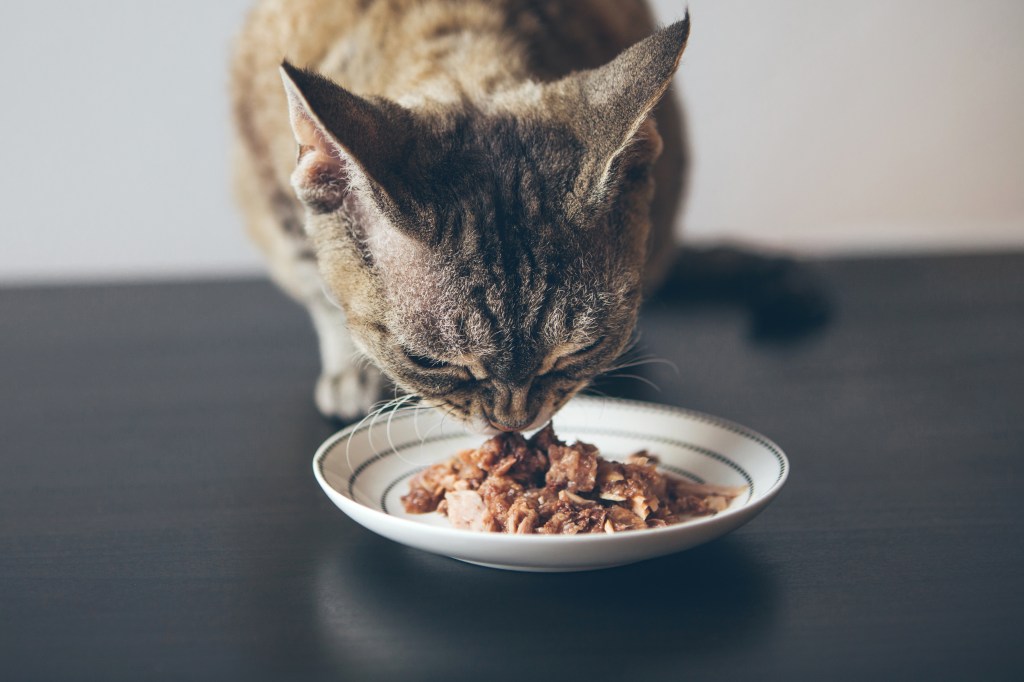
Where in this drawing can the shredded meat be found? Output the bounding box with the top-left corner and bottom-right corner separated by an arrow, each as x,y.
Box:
401,448 -> 487,514
401,424 -> 746,534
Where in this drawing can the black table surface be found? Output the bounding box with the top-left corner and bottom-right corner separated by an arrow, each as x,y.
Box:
2,253 -> 1023,681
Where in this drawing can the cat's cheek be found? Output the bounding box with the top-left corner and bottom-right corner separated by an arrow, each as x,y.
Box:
545,381 -> 587,418
528,399 -> 561,432
463,415 -> 500,436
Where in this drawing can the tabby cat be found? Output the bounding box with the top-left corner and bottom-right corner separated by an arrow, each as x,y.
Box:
231,0 -> 689,430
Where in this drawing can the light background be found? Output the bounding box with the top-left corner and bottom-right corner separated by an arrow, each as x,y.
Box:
1,0 -> 1022,284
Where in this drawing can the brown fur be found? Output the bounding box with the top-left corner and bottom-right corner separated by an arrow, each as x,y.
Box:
231,0 -> 690,426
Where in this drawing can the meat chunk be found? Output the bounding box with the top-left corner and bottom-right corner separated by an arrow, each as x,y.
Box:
469,431 -> 548,485
401,448 -> 486,513
478,475 -> 525,522
505,495 -> 541,534
597,458 -> 660,518
669,479 -> 747,517
444,491 -> 496,532
528,422 -> 562,452
545,442 -> 599,493
402,426 -> 746,534
603,505 -> 648,532
537,490 -> 607,535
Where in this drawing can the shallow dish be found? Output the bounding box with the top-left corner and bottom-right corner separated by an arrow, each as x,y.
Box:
313,397 -> 788,572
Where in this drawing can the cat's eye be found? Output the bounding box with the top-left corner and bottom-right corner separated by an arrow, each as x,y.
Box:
402,348 -> 451,370
570,336 -> 606,357
545,336 -> 607,375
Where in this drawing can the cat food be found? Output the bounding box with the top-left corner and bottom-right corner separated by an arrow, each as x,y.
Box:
401,424 -> 745,534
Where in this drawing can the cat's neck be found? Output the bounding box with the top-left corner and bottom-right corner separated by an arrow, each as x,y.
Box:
331,3 -> 536,107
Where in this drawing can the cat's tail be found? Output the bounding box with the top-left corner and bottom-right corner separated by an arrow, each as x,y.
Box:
648,244 -> 834,339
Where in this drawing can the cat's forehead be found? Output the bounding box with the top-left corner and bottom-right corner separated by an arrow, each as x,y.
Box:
394,119 -> 592,254
481,117 -> 585,184
416,111 -> 587,205
375,230 -> 608,354
373,110 -> 634,355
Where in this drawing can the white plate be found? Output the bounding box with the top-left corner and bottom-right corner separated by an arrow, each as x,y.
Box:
313,397 -> 789,572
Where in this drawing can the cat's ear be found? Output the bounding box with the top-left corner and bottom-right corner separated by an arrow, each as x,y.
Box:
556,15 -> 690,205
279,61 -> 408,214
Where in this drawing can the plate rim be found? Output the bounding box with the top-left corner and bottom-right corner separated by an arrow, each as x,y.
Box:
313,396 -> 789,544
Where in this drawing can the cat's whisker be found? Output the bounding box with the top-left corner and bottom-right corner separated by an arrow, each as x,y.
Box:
409,396 -> 444,444
437,404 -> 454,437
364,393 -> 406,451
608,332 -> 643,364
420,400 -> 459,443
611,349 -> 657,362
344,395 -> 403,475
416,400 -> 440,447
580,386 -> 611,400
411,396 -> 426,442
389,396 -> 449,447
386,387 -> 422,443
420,407 -> 447,443
610,342 -> 648,361
385,394 -> 418,463
364,393 -> 414,453
344,396 -> 431,471
605,356 -> 679,375
602,371 -> 664,393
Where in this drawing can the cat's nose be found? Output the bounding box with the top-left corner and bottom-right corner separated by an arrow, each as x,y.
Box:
487,417 -> 525,432
486,383 -> 535,432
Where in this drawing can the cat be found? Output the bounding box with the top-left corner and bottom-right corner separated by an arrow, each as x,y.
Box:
230,0 -> 690,431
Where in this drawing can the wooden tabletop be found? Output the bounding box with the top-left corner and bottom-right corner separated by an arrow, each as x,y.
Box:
1,253 -> 1022,681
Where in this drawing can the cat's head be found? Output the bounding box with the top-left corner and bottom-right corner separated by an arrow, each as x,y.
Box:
280,19 -> 689,431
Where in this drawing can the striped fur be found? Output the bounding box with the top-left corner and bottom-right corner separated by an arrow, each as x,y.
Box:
231,0 -> 689,426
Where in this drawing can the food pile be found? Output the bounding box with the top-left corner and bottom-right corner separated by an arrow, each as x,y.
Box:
402,424 -> 744,534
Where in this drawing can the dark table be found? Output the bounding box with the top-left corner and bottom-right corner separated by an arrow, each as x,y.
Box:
2,253 -> 1022,681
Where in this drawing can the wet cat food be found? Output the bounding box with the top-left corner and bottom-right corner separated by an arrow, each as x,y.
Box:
402,424 -> 745,534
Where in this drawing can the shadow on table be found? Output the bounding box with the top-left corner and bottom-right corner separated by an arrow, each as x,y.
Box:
310,535 -> 781,679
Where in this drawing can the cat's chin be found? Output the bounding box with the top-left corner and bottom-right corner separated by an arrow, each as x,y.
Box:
458,414 -> 553,437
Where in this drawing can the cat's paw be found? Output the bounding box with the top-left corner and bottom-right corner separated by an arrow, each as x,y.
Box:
314,363 -> 386,422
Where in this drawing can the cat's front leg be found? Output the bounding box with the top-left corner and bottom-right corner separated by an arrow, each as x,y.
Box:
307,298 -> 388,421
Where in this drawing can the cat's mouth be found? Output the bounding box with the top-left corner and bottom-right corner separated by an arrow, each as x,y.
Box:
472,401 -> 563,436
418,383 -> 583,436
484,413 -> 552,435
416,397 -> 559,436
444,411 -> 552,437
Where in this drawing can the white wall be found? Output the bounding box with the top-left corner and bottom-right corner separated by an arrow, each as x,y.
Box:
1,0 -> 1022,284
664,0 -> 1024,253
0,0 -> 257,283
